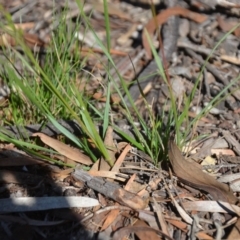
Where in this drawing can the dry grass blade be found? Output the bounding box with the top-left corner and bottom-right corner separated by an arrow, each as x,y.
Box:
168,140 -> 237,204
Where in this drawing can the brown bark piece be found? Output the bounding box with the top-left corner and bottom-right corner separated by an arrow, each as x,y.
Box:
168,140 -> 237,204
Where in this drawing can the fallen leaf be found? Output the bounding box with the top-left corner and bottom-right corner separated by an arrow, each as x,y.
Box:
196,231 -> 214,240
99,126 -> 116,170
90,159 -> 100,172
124,173 -> 137,191
101,209 -> 120,231
32,133 -> 92,165
115,188 -> 148,210
111,143 -> 131,173
217,16 -> 240,37
133,220 -> 162,240
168,140 -> 237,204
0,31 -> 45,48
165,219 -> 188,232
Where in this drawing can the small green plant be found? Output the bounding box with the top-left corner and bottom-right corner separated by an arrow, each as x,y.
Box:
0,3 -> 112,166
117,17 -> 240,162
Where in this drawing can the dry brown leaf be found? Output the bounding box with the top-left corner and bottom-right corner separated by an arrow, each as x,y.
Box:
133,220 -> 162,240
89,159 -> 100,172
99,126 -> 116,171
115,188 -> 148,210
91,210 -> 110,231
168,140 -> 237,204
0,31 -> 45,48
165,219 -> 188,232
101,209 -> 120,231
217,16 -> 240,37
124,173 -> 137,191
195,231 -> 214,240
23,32 -> 45,47
143,6 -> 208,59
111,143 -> 131,173
32,133 -> 92,165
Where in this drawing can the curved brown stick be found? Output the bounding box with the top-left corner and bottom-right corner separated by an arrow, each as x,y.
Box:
143,6 -> 208,59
